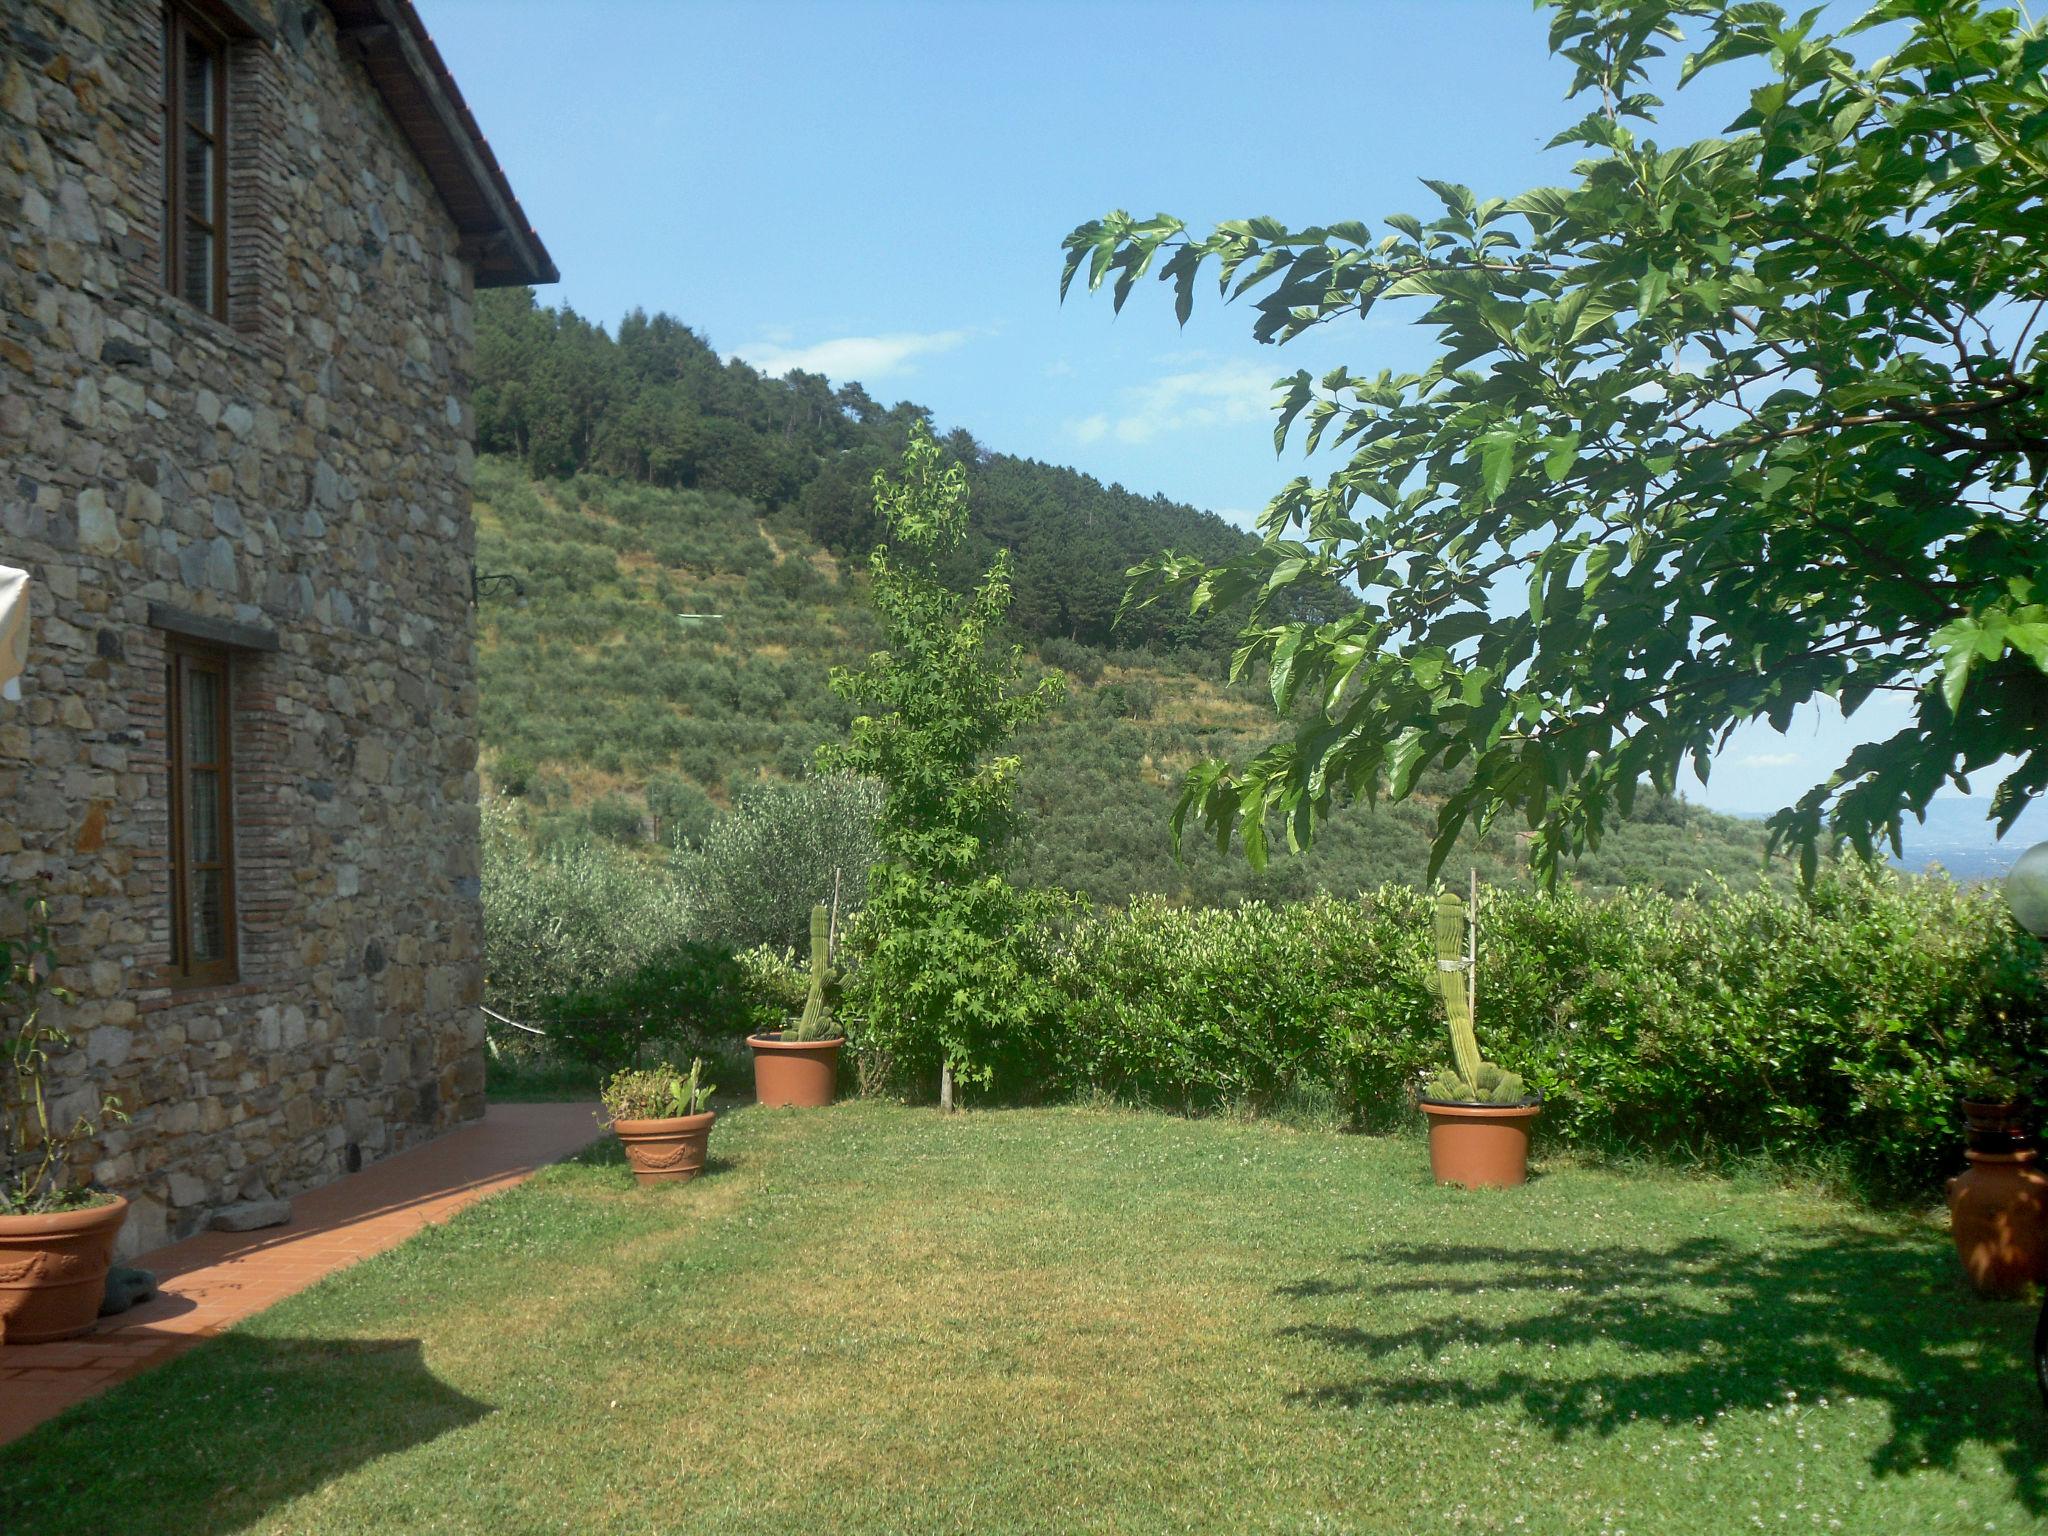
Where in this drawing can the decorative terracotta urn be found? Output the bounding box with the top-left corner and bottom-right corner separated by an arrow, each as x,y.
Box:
748,1033 -> 842,1108
0,1196 -> 130,1344
1948,1147 -> 2048,1297
1418,1101 -> 1541,1189
611,1113 -> 715,1186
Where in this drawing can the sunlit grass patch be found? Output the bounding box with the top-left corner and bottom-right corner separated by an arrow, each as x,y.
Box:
3,1103 -> 2038,1534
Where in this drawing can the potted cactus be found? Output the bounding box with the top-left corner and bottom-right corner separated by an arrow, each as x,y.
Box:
2,887 -> 129,1343
603,1058 -> 717,1185
748,902 -> 844,1107
1415,883 -> 1542,1188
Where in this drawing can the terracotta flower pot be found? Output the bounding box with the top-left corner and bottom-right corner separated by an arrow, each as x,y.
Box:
0,1195 -> 130,1345
612,1112 -> 715,1185
749,1033 -> 842,1108
1947,1147 -> 2048,1296
1961,1098 -> 2033,1155
1419,1100 -> 1541,1189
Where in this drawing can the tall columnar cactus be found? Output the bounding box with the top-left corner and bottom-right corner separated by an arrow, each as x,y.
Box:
1422,888 -> 1527,1106
1433,891 -> 1483,1086
790,902 -> 839,1042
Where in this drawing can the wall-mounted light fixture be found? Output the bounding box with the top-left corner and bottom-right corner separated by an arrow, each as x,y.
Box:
470,564 -> 526,605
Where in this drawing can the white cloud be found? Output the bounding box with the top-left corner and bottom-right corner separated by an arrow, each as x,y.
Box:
727,329 -> 972,383
1737,752 -> 1802,768
1110,359 -> 1282,445
1062,358 -> 1283,448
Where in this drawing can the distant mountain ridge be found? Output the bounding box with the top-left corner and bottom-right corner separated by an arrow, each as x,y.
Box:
471,289 -> 1346,665
1724,796 -> 2047,883
1888,797 -> 2048,883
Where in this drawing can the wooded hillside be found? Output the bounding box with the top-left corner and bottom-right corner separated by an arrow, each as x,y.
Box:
471,292 -> 1791,903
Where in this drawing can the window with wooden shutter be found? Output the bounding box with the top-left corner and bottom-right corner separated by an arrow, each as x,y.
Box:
166,639 -> 238,985
162,3 -> 229,320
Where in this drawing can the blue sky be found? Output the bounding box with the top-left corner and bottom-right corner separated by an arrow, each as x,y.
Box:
422,0 -> 2000,827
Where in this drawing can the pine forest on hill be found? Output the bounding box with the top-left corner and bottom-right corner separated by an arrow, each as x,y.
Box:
471,289 -> 1792,905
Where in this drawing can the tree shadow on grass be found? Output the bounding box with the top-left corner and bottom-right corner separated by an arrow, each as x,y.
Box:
1276,1232 -> 2045,1515
0,1336 -> 489,1536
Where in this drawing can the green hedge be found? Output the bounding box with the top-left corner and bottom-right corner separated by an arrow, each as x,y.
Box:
1029,863 -> 2044,1199
483,811 -> 2044,1200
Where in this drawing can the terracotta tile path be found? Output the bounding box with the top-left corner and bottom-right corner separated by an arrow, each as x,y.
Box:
0,1101 -> 600,1448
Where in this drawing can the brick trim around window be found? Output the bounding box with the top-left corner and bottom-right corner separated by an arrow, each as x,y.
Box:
149,2 -> 285,349
161,2 -> 230,320
165,636 -> 239,986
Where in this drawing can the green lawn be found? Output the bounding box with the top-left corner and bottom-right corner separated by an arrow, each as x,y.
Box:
2,1103 -> 2039,1534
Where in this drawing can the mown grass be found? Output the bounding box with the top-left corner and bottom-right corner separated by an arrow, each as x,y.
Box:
2,1104 -> 2039,1534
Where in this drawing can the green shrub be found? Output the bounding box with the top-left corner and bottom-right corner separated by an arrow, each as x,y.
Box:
681,774 -> 882,952
678,744 -> 726,791
646,774 -> 717,846
1029,863 -> 2047,1199
734,943 -> 810,1036
586,794 -> 647,845
541,945 -> 753,1069
1093,680 -> 1156,720
1046,891 -> 1436,1124
481,800 -> 691,1018
1038,638 -> 1105,687
845,875 -> 1080,1097
493,751 -> 536,798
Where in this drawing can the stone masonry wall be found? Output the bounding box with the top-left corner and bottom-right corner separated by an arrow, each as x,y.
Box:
0,0 -> 489,1253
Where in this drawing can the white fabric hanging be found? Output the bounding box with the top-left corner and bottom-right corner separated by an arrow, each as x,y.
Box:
0,564 -> 28,702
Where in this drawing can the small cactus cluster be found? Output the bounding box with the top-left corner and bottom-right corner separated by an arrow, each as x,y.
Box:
1422,1061 -> 1528,1106
787,902 -> 842,1042
1423,889 -> 1527,1106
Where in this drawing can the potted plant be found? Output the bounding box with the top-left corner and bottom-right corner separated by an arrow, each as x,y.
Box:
1415,884 -> 1542,1189
1958,1059 -> 2031,1153
602,1058 -> 717,1185
748,902 -> 844,1108
1,887 -> 128,1344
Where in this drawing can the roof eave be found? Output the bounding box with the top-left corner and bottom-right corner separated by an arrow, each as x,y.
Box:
323,0 -> 558,289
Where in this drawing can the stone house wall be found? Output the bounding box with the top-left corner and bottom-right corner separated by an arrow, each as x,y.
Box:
1,0 -> 494,1252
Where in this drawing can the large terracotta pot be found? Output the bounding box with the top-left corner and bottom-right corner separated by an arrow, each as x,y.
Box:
748,1033 -> 842,1108
0,1195 -> 129,1345
1947,1147 -> 2048,1296
612,1112 -> 715,1186
1419,1101 -> 1541,1189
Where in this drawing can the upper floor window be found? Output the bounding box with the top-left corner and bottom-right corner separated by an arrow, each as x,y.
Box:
162,4 -> 228,319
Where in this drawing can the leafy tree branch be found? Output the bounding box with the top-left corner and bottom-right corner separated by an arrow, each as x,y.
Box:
1064,0 -> 2048,884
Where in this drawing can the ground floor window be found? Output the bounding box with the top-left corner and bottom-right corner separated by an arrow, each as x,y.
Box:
166,637 -> 236,983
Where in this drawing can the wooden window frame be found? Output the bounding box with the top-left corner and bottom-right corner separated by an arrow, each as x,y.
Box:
161,2 -> 230,321
166,638 -> 238,987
